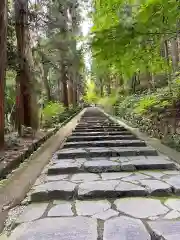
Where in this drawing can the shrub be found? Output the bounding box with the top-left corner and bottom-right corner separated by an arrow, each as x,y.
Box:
42,102 -> 65,127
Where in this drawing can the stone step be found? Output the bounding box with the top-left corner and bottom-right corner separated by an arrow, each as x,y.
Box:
67,135 -> 138,142
56,146 -> 158,159
63,140 -> 146,148
10,197 -> 180,240
73,127 -> 128,132
48,157 -> 176,174
75,124 -> 120,128
30,172 -> 180,201
72,131 -> 133,136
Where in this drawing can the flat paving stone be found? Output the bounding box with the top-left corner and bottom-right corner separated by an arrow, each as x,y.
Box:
78,180 -> 147,198
72,131 -> 132,136
78,180 -> 119,198
48,162 -> 81,174
164,210 -> 180,220
121,173 -> 150,183
67,135 -> 137,142
112,146 -> 158,156
48,202 -> 73,216
121,162 -> 136,171
114,198 -> 169,219
64,140 -> 146,148
31,181 -> 76,202
109,156 -> 129,162
93,209 -> 119,220
130,158 -> 176,170
71,173 -> 100,182
9,217 -> 97,240
104,216 -> 151,240
16,203 -> 48,224
139,179 -> 172,195
163,170 -> 180,175
101,172 -> 132,180
84,160 -> 121,173
57,148 -> 87,159
164,176 -> 180,193
76,200 -> 111,216
141,171 -> 165,179
148,221 -> 180,240
165,199 -> 180,211
46,174 -> 69,182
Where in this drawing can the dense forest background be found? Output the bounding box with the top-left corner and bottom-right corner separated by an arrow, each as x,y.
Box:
1,0 -> 180,155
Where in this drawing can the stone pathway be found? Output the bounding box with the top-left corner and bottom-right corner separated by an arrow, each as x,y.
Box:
6,107 -> 180,239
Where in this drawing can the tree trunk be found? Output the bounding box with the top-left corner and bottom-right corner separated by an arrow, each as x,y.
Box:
62,66 -> 69,108
14,0 -> 39,132
68,79 -> 74,106
73,81 -> 78,106
107,81 -> 111,95
43,67 -> 52,102
0,0 -> 7,149
171,38 -> 179,72
164,40 -> 172,91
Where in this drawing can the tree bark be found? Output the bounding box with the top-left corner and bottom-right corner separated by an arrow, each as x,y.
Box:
14,0 -> 39,132
68,79 -> 74,106
171,38 -> 179,72
0,0 -> 7,149
43,66 -> 52,102
62,66 -> 69,108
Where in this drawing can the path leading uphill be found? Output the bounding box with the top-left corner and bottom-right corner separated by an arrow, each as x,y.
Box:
6,107 -> 180,239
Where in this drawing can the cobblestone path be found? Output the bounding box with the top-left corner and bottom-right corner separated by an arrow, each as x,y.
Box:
7,107 -> 180,239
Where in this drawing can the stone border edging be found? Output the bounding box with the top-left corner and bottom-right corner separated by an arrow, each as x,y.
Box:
0,108 -> 82,180
99,107 -> 180,167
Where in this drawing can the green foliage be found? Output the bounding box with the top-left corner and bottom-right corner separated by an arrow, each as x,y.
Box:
91,0 -> 180,86
5,70 -> 16,119
83,80 -> 99,104
42,102 -> 65,127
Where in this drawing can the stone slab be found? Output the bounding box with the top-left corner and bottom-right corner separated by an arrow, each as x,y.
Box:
57,148 -> 87,159
78,180 -> 147,198
84,160 -> 121,173
71,173 -> 100,182
46,174 -> 69,182
48,162 -> 81,174
101,172 -> 132,180
130,158 -> 176,170
104,216 -> 151,240
121,173 -> 150,183
139,179 -> 172,195
93,209 -> 119,220
72,131 -> 134,136
141,171 -> 165,179
114,198 -> 169,219
16,203 -> 48,224
111,146 -> 158,156
165,199 -> 180,211
64,140 -> 146,148
148,221 -> 180,240
164,210 -> 180,220
76,200 -> 111,216
9,217 -> 97,240
164,176 -> 180,193
67,135 -> 137,142
121,162 -> 136,171
48,202 -> 73,216
31,181 -> 76,202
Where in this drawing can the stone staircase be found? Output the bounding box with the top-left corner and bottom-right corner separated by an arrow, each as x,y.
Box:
9,107 -> 180,239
